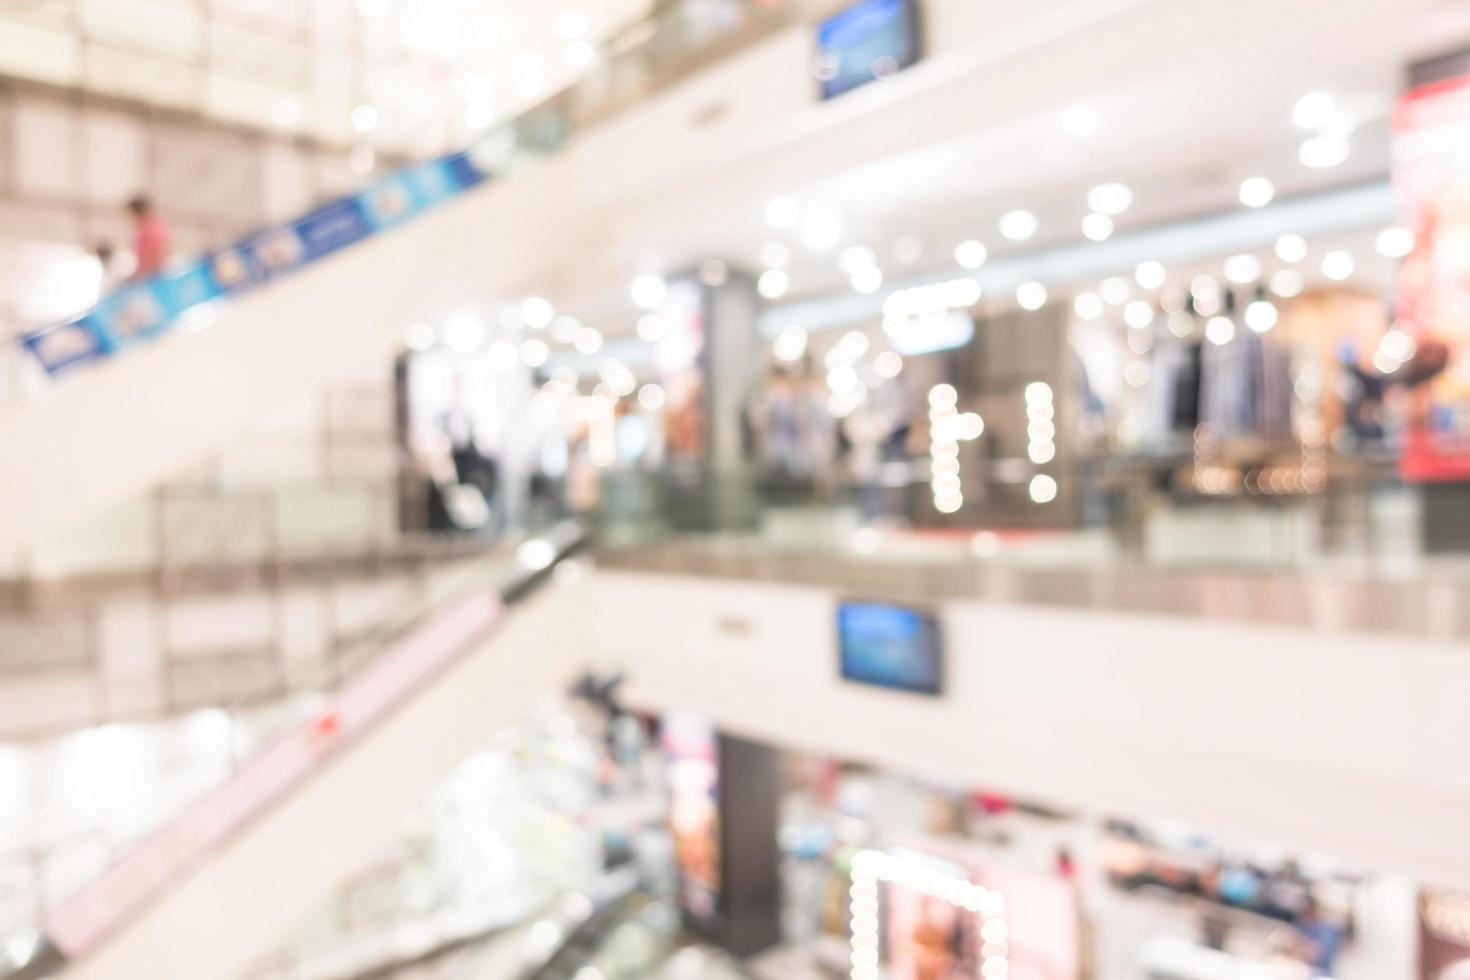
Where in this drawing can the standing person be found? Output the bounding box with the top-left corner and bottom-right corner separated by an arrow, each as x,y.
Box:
126,195 -> 170,280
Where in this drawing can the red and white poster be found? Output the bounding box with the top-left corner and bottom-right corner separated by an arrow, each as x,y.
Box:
1393,72 -> 1470,480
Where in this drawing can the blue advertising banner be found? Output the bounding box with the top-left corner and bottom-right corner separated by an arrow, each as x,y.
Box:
22,146 -> 499,378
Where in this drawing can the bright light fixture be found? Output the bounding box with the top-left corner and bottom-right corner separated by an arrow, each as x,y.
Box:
1275,234 -> 1308,264
521,338 -> 550,367
1016,281 -> 1048,311
1029,474 -> 1058,504
840,245 -> 877,274
1082,213 -> 1114,242
1074,292 -> 1104,321
760,241 -> 791,269
955,240 -> 989,270
521,296 -> 555,329
766,196 -> 801,230
1293,92 -> 1337,130
1300,136 -> 1350,169
1224,254 -> 1263,285
1245,299 -> 1279,334
1271,269 -> 1305,298
351,104 -> 379,133
999,210 -> 1039,242
636,314 -> 664,343
774,326 -> 808,362
801,210 -> 842,250
1205,316 -> 1236,346
1135,261 -> 1167,290
1322,250 -> 1355,281
1061,104 -> 1099,138
574,326 -> 603,354
758,268 -> 791,299
1239,177 -> 1275,208
630,273 -> 666,310
1088,182 -> 1134,216
1375,227 -> 1415,259
1124,300 -> 1155,329
851,267 -> 884,294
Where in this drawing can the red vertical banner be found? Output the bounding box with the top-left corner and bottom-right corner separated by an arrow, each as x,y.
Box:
1393,73 -> 1470,480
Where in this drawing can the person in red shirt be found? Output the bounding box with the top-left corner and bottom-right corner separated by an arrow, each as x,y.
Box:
127,195 -> 170,281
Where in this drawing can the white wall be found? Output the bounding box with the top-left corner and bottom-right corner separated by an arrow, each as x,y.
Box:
590,570 -> 1470,890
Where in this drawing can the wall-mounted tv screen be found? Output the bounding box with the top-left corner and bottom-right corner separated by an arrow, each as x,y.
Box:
816,0 -> 921,100
837,601 -> 943,695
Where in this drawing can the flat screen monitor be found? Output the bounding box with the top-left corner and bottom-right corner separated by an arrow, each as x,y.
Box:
816,0 -> 921,100
837,601 -> 943,695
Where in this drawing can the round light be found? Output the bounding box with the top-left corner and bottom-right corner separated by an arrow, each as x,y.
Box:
999,210 -> 1039,242
1224,254 -> 1263,285
444,312 -> 484,352
1061,104 -> 1099,138
934,494 -> 964,515
838,330 -> 870,362
552,315 -> 583,343
801,210 -> 842,250
521,338 -> 550,367
574,326 -> 603,354
774,326 -> 808,363
929,384 -> 958,409
758,268 -> 791,299
1300,136 -> 1350,169
631,273 -> 666,310
1275,234 -> 1308,264
851,266 -> 884,295
1375,227 -> 1415,259
641,383 -> 668,411
1124,360 -> 1151,389
1100,277 -> 1132,306
1205,316 -> 1236,346
955,240 -> 989,270
1082,213 -> 1114,242
874,350 -> 903,379
1124,300 -> 1155,330
521,296 -> 555,329
1073,292 -> 1104,321
636,314 -> 664,342
892,235 -> 924,265
1135,261 -> 1168,291
1168,311 -> 1195,338
826,364 -> 859,394
760,241 -> 791,269
1271,269 -> 1305,298
1088,182 -> 1134,216
565,40 -> 595,67
1016,281 -> 1048,311
351,103 -> 379,133
1322,250 -> 1355,281
766,195 -> 801,229
1245,299 -> 1279,333
1239,177 -> 1275,208
1029,441 -> 1057,464
1024,382 -> 1053,406
1029,474 -> 1059,504
1293,92 -> 1337,130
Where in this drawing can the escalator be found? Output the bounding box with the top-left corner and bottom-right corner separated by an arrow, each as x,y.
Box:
0,0 -> 795,556
1,523 -> 590,980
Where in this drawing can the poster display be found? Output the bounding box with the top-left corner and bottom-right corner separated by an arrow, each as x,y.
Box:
661,712 -> 721,922
1393,71 -> 1470,480
656,278 -> 708,462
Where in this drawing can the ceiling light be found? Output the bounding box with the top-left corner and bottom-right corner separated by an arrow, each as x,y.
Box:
351,104 -> 379,133
1275,234 -> 1308,264
1299,136 -> 1350,169
521,296 -> 554,329
839,245 -> 877,274
1029,474 -> 1058,504
1322,250 -> 1355,281
766,196 -> 801,230
760,241 -> 791,269
851,267 -> 884,294
1245,298 -> 1279,333
1100,277 -> 1132,306
1239,177 -> 1275,208
955,240 -> 989,270
774,326 -> 808,362
631,273 -> 666,310
1293,92 -> 1337,130
999,210 -> 1039,242
1271,269 -> 1305,298
521,338 -> 550,367
1135,261 -> 1167,291
1088,182 -> 1133,216
1081,213 -> 1114,242
1168,311 -> 1195,337
271,99 -> 300,128
1124,300 -> 1155,329
1016,281 -> 1048,311
1205,316 -> 1236,346
1224,254 -> 1263,285
800,210 -> 842,250
574,326 -> 603,354
1375,227 -> 1415,259
638,384 -> 666,412
1061,104 -> 1099,138
1073,292 -> 1104,321
874,351 -> 903,379
758,269 -> 791,299
445,312 -> 484,352
892,235 -> 923,265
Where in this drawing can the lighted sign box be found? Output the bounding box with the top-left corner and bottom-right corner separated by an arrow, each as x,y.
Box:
816,0 -> 922,101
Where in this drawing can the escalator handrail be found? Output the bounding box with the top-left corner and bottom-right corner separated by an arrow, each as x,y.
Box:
0,522 -> 587,980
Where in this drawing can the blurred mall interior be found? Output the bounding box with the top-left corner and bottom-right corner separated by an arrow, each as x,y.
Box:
4,0 -> 1470,978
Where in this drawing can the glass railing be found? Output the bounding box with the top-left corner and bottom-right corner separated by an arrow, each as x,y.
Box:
0,521 -> 587,980
5,0 -> 796,396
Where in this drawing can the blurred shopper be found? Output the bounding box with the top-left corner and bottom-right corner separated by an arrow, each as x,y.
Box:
126,195 -> 171,280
